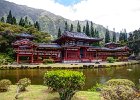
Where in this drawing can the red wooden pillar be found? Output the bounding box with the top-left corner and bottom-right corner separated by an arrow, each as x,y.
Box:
78,49 -> 80,59
31,55 -> 33,63
51,52 -> 52,59
37,52 -> 39,63
84,48 -> 86,59
96,50 -> 98,61
44,52 -> 46,59
56,52 -> 58,61
17,54 -> 19,64
65,49 -> 67,60
17,47 -> 19,63
30,46 -> 33,63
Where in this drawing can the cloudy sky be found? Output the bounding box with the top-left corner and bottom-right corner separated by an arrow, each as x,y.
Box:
6,0 -> 140,32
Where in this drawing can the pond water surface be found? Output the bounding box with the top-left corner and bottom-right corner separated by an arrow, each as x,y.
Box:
0,64 -> 140,90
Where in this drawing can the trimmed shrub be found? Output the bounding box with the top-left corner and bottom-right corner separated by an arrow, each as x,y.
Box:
101,85 -> 136,100
105,79 -> 135,87
16,78 -> 31,92
44,70 -> 85,100
0,79 -> 12,92
106,57 -> 115,63
43,58 -> 54,64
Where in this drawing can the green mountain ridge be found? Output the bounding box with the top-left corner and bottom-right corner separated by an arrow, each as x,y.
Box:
1,0 -> 115,38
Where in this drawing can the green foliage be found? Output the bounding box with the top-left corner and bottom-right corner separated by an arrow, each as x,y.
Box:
42,58 -> 54,64
105,79 -> 135,87
119,30 -> 127,42
16,78 -> 31,92
0,79 -> 12,92
101,85 -> 136,100
0,22 -> 52,61
44,70 -> 85,100
88,83 -> 104,92
106,57 -> 115,63
128,29 -> 140,55
0,53 -> 13,65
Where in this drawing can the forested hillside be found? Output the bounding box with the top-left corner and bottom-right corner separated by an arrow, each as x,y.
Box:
0,0 -> 113,37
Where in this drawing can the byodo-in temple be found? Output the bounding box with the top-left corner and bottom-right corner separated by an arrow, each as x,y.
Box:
13,31 -> 130,63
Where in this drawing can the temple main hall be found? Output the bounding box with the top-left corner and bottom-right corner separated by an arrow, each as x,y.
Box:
13,31 -> 130,63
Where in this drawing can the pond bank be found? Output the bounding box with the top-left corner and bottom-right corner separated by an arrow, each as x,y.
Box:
0,60 -> 140,70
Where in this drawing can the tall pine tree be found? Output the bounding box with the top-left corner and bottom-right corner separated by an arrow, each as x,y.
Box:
90,21 -> 95,37
77,21 -> 81,32
95,29 -> 99,38
85,21 -> 90,36
1,17 -> 5,23
124,29 -> 127,42
83,26 -> 86,33
6,10 -> 13,24
105,28 -> 110,43
58,27 -> 61,38
34,21 -> 40,31
12,16 -> 16,25
64,21 -> 69,31
25,16 -> 29,26
70,24 -> 73,32
112,28 -> 116,42
19,17 -> 25,27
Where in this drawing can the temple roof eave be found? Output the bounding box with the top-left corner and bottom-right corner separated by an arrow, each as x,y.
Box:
53,35 -> 103,43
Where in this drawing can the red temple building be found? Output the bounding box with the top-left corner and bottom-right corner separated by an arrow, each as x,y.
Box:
13,32 -> 130,63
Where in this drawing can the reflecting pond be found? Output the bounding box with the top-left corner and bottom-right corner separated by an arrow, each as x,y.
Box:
0,64 -> 140,90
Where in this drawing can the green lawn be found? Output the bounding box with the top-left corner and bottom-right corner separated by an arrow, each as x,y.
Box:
0,85 -> 100,100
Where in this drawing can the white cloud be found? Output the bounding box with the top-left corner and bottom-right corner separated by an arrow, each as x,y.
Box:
6,0 -> 140,32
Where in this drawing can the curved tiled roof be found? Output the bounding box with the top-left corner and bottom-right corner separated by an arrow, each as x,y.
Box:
104,42 -> 120,46
64,31 -> 103,40
54,31 -> 103,43
100,46 -> 129,51
16,33 -> 34,38
13,39 -> 36,46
